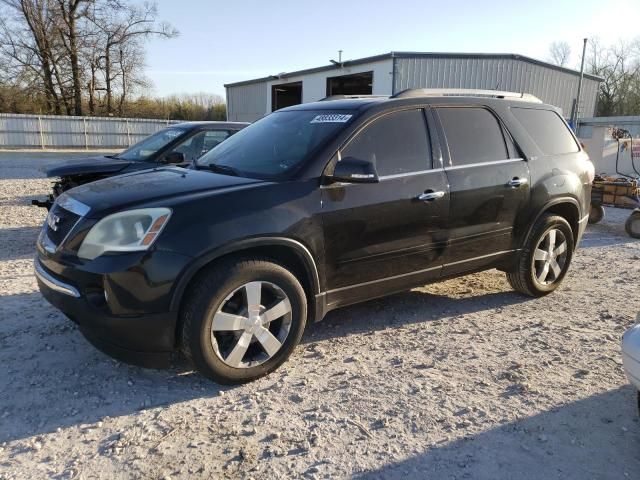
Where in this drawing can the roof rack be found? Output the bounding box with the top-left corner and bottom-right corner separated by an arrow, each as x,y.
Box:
391,88 -> 542,103
319,94 -> 388,101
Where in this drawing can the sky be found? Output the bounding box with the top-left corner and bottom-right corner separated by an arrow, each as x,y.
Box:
145,0 -> 640,98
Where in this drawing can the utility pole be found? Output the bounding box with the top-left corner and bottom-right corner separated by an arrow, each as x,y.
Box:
571,38 -> 588,129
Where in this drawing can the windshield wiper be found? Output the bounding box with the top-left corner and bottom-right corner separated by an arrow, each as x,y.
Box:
198,163 -> 242,177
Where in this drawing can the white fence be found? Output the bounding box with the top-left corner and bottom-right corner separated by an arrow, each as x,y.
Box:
0,113 -> 180,149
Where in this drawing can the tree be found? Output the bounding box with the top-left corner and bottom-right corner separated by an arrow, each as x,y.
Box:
55,0 -> 90,115
88,0 -> 177,115
585,37 -> 640,116
0,0 -> 178,116
0,0 -> 227,121
549,41 -> 571,67
0,0 -> 68,113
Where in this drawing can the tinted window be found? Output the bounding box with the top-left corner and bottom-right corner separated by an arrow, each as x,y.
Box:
341,109 -> 431,176
116,127 -> 186,161
511,107 -> 579,155
168,130 -> 232,162
202,130 -> 231,153
197,110 -> 354,179
437,107 -> 508,166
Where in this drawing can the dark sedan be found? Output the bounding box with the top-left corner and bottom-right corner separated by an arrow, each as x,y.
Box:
32,121 -> 248,209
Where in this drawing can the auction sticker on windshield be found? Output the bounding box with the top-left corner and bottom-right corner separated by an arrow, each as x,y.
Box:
310,114 -> 353,124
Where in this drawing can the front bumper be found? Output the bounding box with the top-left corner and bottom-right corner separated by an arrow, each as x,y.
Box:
34,256 -> 182,368
622,322 -> 640,391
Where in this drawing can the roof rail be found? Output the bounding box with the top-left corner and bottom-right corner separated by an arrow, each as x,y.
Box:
391,88 -> 542,103
319,94 -> 388,101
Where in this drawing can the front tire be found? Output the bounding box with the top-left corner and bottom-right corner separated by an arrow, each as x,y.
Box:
506,214 -> 575,297
180,257 -> 307,384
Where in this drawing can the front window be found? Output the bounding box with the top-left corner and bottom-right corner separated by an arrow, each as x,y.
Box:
116,127 -> 187,161
341,109 -> 431,175
196,110 -> 355,179
166,130 -> 233,163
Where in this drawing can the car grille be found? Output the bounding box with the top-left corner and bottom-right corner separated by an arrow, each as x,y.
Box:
45,203 -> 82,248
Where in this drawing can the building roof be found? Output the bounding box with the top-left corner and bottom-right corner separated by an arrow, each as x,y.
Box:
224,51 -> 604,88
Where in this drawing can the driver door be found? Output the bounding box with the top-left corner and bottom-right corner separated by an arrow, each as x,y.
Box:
321,108 -> 449,307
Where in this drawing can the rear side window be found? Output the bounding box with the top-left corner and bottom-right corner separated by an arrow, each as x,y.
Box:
511,108 -> 579,155
342,109 -> 431,176
436,107 -> 509,166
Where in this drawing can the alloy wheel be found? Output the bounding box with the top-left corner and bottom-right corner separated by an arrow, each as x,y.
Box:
210,281 -> 292,368
532,228 -> 568,286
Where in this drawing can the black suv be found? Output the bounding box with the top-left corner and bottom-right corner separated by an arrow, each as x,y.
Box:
35,90 -> 594,384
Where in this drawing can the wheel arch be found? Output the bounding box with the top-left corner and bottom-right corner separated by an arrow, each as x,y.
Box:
523,198 -> 581,247
169,237 -> 321,315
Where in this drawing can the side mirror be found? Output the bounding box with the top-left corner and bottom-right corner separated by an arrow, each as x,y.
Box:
329,156 -> 379,184
164,151 -> 186,164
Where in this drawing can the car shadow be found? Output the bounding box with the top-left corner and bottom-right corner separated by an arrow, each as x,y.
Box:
355,385 -> 640,479
303,287 -> 531,343
0,226 -> 41,261
0,195 -> 48,207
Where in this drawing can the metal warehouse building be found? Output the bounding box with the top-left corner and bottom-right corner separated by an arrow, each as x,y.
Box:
225,52 -> 602,122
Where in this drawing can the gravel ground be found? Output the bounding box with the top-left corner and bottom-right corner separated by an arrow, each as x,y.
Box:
1,151 -> 640,480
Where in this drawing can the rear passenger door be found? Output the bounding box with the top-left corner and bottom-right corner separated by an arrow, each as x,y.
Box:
321,108 -> 449,306
434,106 -> 530,275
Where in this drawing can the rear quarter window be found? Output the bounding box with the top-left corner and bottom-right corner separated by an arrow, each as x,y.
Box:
511,107 -> 579,155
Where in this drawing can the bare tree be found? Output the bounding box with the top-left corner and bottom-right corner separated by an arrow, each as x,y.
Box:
549,41 -> 571,67
0,0 -> 67,113
0,0 -> 177,116
586,37 -> 640,116
55,0 -> 90,115
89,0 -> 177,114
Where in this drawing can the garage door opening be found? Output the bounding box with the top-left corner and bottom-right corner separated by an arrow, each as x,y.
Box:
272,82 -> 302,111
326,71 -> 373,96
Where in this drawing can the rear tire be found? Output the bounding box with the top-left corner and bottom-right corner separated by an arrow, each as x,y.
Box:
588,204 -> 605,224
506,214 -> 575,297
180,257 -> 307,384
625,211 -> 640,239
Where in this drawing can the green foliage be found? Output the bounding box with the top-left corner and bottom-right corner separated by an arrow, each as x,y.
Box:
0,86 -> 227,120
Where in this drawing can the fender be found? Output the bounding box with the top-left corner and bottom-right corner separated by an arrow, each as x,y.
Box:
169,236 -> 321,312
521,196 -> 582,247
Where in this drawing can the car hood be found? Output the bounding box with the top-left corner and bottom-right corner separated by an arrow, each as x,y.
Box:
62,167 -> 265,217
45,156 -> 132,177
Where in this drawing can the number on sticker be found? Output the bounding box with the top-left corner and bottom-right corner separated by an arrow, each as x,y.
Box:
310,114 -> 353,124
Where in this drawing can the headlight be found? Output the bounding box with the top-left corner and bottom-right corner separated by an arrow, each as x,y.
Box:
78,208 -> 172,260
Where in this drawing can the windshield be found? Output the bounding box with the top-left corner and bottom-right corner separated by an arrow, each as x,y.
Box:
196,110 -> 355,179
117,127 -> 186,161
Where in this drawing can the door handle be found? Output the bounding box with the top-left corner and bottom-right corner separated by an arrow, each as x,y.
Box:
417,191 -> 445,202
507,177 -> 528,188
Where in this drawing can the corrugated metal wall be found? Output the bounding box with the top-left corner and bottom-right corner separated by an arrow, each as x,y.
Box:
0,113 -> 177,149
226,82 -> 267,122
393,56 -> 599,117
